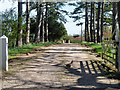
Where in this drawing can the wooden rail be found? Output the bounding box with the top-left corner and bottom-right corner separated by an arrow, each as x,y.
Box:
102,40 -> 118,69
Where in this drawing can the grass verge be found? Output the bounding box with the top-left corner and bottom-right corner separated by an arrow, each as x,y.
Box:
81,41 -> 102,54
8,42 -> 58,58
71,39 -> 102,54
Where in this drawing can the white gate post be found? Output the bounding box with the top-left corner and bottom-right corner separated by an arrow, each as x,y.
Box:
68,40 -> 70,44
62,40 -> 65,43
0,35 -> 8,71
0,37 -> 2,70
0,36 -> 2,89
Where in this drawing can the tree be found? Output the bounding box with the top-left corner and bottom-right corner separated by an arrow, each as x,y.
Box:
68,2 -> 86,41
2,8 -> 18,47
97,2 -> 101,43
48,20 -> 67,41
90,2 -> 93,42
26,1 -> 30,44
117,2 -> 120,28
30,16 -> 36,34
93,2 -> 96,43
45,3 -> 49,42
17,2 -> 23,47
47,2 -> 67,41
80,22 -> 83,42
34,3 -> 42,42
101,2 -> 104,42
85,2 -> 90,42
40,7 -> 44,43
112,2 -> 117,40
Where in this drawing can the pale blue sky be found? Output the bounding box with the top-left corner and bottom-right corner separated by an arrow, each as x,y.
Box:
62,3 -> 85,35
0,1 -> 85,36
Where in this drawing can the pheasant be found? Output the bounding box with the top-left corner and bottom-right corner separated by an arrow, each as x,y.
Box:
26,52 -> 30,55
96,53 -> 101,57
66,61 -> 73,68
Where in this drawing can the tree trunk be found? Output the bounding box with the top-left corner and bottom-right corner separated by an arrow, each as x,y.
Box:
97,2 -> 101,43
45,3 -> 49,42
41,9 -> 44,43
90,2 -> 93,42
81,24 -> 82,42
101,2 -> 104,42
34,3 -> 42,43
117,2 -> 120,28
85,8 -> 87,41
85,2 -> 89,42
17,2 -> 22,47
112,2 -> 117,40
26,1 -> 30,44
85,3 -> 86,41
93,2 -> 96,43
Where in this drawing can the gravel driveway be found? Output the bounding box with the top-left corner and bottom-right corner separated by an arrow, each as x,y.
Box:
2,43 -> 120,90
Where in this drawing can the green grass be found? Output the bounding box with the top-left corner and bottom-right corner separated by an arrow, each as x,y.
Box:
70,39 -> 82,43
71,39 -> 102,54
82,41 -> 102,54
4,70 -> 17,74
8,42 -> 58,58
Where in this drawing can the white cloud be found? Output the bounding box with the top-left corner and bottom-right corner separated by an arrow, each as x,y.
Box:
0,1 -> 17,12
65,21 -> 81,36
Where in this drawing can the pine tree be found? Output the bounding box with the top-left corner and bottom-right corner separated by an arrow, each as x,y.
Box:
26,1 -> 30,44
97,2 -> 101,43
17,2 -> 23,47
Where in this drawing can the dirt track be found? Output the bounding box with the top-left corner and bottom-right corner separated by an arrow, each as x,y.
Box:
2,43 -> 120,89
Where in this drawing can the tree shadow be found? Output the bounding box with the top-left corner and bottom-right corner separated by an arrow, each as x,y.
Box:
64,61 -> 120,89
4,44 -> 120,90
3,60 -> 120,90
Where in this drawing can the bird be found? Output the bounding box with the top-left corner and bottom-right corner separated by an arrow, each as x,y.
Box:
87,46 -> 89,48
84,44 -> 88,46
81,44 -> 83,46
91,49 -> 96,53
34,49 -> 38,51
66,61 -> 73,68
101,63 -> 106,68
96,53 -> 101,57
26,52 -> 30,55
106,66 -> 111,71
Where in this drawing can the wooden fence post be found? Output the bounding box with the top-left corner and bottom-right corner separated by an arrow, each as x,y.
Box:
117,19 -> 120,71
118,38 -> 120,71
102,41 -> 103,59
116,13 -> 120,71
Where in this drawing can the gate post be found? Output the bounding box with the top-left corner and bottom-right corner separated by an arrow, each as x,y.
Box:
0,35 -> 8,71
0,36 -> 2,89
62,40 -> 65,43
68,40 -> 70,43
118,38 -> 120,72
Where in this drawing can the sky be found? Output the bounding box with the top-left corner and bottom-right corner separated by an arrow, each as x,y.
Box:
0,1 -> 85,36
62,3 -> 85,36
